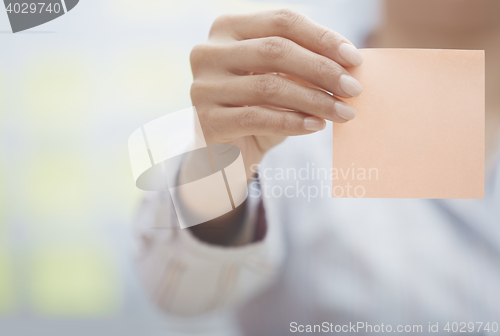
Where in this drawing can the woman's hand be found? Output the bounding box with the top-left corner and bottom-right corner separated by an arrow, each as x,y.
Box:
190,9 -> 364,179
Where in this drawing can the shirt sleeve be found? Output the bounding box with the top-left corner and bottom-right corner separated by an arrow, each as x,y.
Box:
133,184 -> 285,316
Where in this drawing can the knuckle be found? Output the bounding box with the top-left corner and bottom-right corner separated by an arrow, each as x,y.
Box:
313,56 -> 335,78
273,113 -> 292,133
239,108 -> 262,130
315,27 -> 331,46
210,14 -> 233,34
308,91 -> 328,115
260,37 -> 290,61
273,8 -> 302,29
190,43 -> 210,67
190,43 -> 224,74
255,75 -> 283,99
190,80 -> 214,106
189,80 -> 204,102
315,28 -> 342,55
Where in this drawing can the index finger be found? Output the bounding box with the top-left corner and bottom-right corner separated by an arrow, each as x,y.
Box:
211,9 -> 364,68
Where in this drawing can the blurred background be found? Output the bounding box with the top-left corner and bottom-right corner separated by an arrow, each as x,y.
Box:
0,0 -> 378,334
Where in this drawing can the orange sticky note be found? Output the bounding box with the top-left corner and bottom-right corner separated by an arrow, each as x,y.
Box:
333,49 -> 484,199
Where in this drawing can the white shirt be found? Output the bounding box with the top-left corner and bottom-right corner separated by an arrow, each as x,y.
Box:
134,122 -> 500,335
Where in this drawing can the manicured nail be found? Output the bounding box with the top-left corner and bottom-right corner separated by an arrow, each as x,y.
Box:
338,43 -> 364,67
339,75 -> 362,97
335,101 -> 356,120
304,117 -> 325,131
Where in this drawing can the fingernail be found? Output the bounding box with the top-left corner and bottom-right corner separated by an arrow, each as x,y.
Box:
339,75 -> 362,97
304,117 -> 325,131
334,101 -> 356,120
339,43 -> 364,66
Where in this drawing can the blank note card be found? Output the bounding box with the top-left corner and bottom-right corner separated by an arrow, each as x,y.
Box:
333,49 -> 484,199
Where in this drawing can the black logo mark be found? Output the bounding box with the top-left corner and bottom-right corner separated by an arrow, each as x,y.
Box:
4,0 -> 79,33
